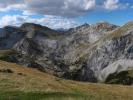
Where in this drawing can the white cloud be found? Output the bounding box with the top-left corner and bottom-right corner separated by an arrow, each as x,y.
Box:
0,15 -> 27,27
0,0 -> 131,17
23,0 -> 96,17
104,0 -> 119,10
0,0 -> 24,11
0,0 -> 132,28
64,0 -> 95,11
0,0 -> 96,17
42,15 -> 79,29
0,15 -> 78,29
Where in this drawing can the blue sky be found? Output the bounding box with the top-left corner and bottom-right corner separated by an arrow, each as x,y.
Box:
77,8 -> 133,26
0,0 -> 133,29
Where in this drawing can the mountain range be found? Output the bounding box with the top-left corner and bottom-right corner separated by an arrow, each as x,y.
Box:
0,21 -> 133,85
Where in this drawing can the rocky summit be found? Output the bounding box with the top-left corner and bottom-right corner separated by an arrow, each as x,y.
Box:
0,22 -> 133,85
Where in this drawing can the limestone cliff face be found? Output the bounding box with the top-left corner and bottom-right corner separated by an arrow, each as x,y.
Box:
84,23 -> 133,82
0,22 -> 133,84
13,23 -> 63,75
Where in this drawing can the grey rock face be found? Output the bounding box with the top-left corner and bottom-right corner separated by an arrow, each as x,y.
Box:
52,22 -> 133,82
53,22 -> 118,64
99,59 -> 133,82
12,23 -> 64,76
0,22 -> 133,83
85,23 -> 132,82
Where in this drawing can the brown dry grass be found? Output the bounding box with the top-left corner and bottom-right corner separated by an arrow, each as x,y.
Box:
0,60 -> 133,100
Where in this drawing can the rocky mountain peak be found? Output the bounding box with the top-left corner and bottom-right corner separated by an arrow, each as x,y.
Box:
124,21 -> 133,28
1,26 -> 25,38
21,23 -> 50,32
3,26 -> 20,32
68,22 -> 118,35
92,22 -> 118,32
20,23 -> 62,39
68,23 -> 90,33
79,23 -> 90,27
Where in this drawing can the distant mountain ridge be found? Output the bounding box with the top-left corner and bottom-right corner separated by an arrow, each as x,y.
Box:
0,28 -> 4,38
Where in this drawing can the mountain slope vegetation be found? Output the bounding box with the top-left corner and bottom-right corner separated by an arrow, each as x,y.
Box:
0,60 -> 133,100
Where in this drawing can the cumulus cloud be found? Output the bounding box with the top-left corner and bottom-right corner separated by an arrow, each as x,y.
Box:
0,0 -> 24,11
104,0 -> 119,10
0,15 -> 78,29
0,0 -> 132,17
0,0 -> 132,28
0,0 -> 22,7
23,0 -> 96,17
0,15 -> 27,27
0,0 -> 96,17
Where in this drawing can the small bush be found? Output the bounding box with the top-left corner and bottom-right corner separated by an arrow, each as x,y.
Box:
0,69 -> 14,73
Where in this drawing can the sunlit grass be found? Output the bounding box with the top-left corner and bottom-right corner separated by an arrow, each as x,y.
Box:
0,60 -> 133,100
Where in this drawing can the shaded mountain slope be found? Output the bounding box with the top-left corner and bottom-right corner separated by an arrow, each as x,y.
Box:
0,26 -> 26,49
